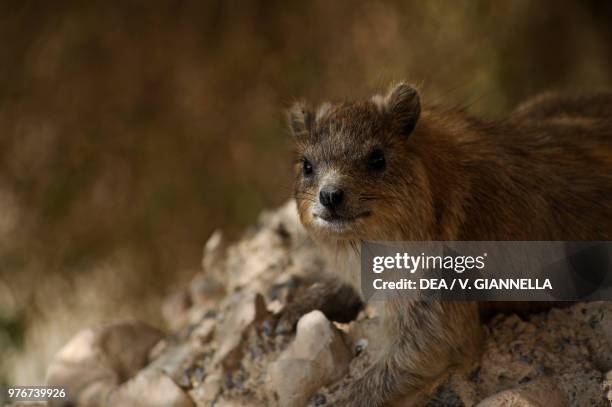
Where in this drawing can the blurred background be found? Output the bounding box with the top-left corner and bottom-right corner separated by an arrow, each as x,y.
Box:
2,0 -> 612,385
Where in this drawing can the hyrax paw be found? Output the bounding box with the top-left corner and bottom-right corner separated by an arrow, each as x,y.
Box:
263,275 -> 363,336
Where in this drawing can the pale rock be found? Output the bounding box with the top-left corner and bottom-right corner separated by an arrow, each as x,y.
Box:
268,310 -> 352,407
162,290 -> 192,331
266,299 -> 284,314
109,370 -> 194,407
590,304 -> 612,371
202,229 -> 225,272
604,371 -> 612,406
268,359 -> 315,407
46,321 -> 164,407
191,318 -> 216,344
213,332 -> 243,371
187,306 -> 215,327
212,293 -> 268,369
215,397 -> 263,407
225,228 -> 290,294
476,377 -> 567,407
148,339 -> 169,361
203,372 -> 222,400
189,271 -> 225,309
145,343 -> 195,383
222,201 -> 310,295
189,372 -> 222,406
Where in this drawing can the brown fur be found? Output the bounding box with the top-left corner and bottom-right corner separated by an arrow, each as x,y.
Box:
288,83 -> 612,406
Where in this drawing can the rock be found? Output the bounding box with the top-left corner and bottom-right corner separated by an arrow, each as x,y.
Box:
145,343 -> 198,384
189,372 -> 222,406
189,271 -> 225,310
191,318 -> 216,344
212,293 -> 268,370
606,372 -> 612,407
267,310 -> 352,407
202,229 -> 225,273
266,299 -> 284,314
215,398 -> 262,407
224,228 -> 292,294
221,201 -> 319,296
202,372 -> 222,400
109,370 -> 194,407
476,378 -> 568,407
212,331 -> 243,371
268,359 -> 316,407
46,321 -> 164,407
290,311 -> 352,370
148,339 -> 169,361
580,303 -> 612,371
162,290 -> 192,331
556,369 -> 606,406
45,203 -> 612,407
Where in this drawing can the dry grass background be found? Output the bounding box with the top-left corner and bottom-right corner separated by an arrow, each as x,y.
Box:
2,0 -> 612,385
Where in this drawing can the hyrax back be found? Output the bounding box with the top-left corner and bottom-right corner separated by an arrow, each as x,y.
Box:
288,83 -> 612,406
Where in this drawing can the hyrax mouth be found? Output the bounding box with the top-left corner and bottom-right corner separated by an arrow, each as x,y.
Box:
314,210 -> 371,226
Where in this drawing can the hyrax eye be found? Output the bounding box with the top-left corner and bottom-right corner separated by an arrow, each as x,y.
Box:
367,149 -> 386,171
302,158 -> 314,176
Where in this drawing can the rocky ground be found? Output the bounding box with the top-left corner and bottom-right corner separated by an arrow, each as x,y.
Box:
45,201 -> 612,406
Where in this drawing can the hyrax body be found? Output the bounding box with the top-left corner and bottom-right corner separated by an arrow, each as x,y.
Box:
288,84 -> 612,406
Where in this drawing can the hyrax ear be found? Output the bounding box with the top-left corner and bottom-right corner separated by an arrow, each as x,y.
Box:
382,83 -> 421,136
287,101 -> 315,139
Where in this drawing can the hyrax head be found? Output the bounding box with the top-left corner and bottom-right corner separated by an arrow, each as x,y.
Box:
289,83 -> 422,240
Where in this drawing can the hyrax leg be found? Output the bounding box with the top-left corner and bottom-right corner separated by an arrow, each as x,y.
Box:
338,300 -> 481,407
270,273 -> 363,334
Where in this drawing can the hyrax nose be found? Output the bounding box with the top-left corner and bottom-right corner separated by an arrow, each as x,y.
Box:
319,186 -> 344,209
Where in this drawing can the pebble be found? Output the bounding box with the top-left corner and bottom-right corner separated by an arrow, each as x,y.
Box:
212,293 -> 268,370
46,321 -> 164,407
267,310 -> 352,407
191,318 -> 216,344
475,378 -> 567,407
110,370 -> 194,407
